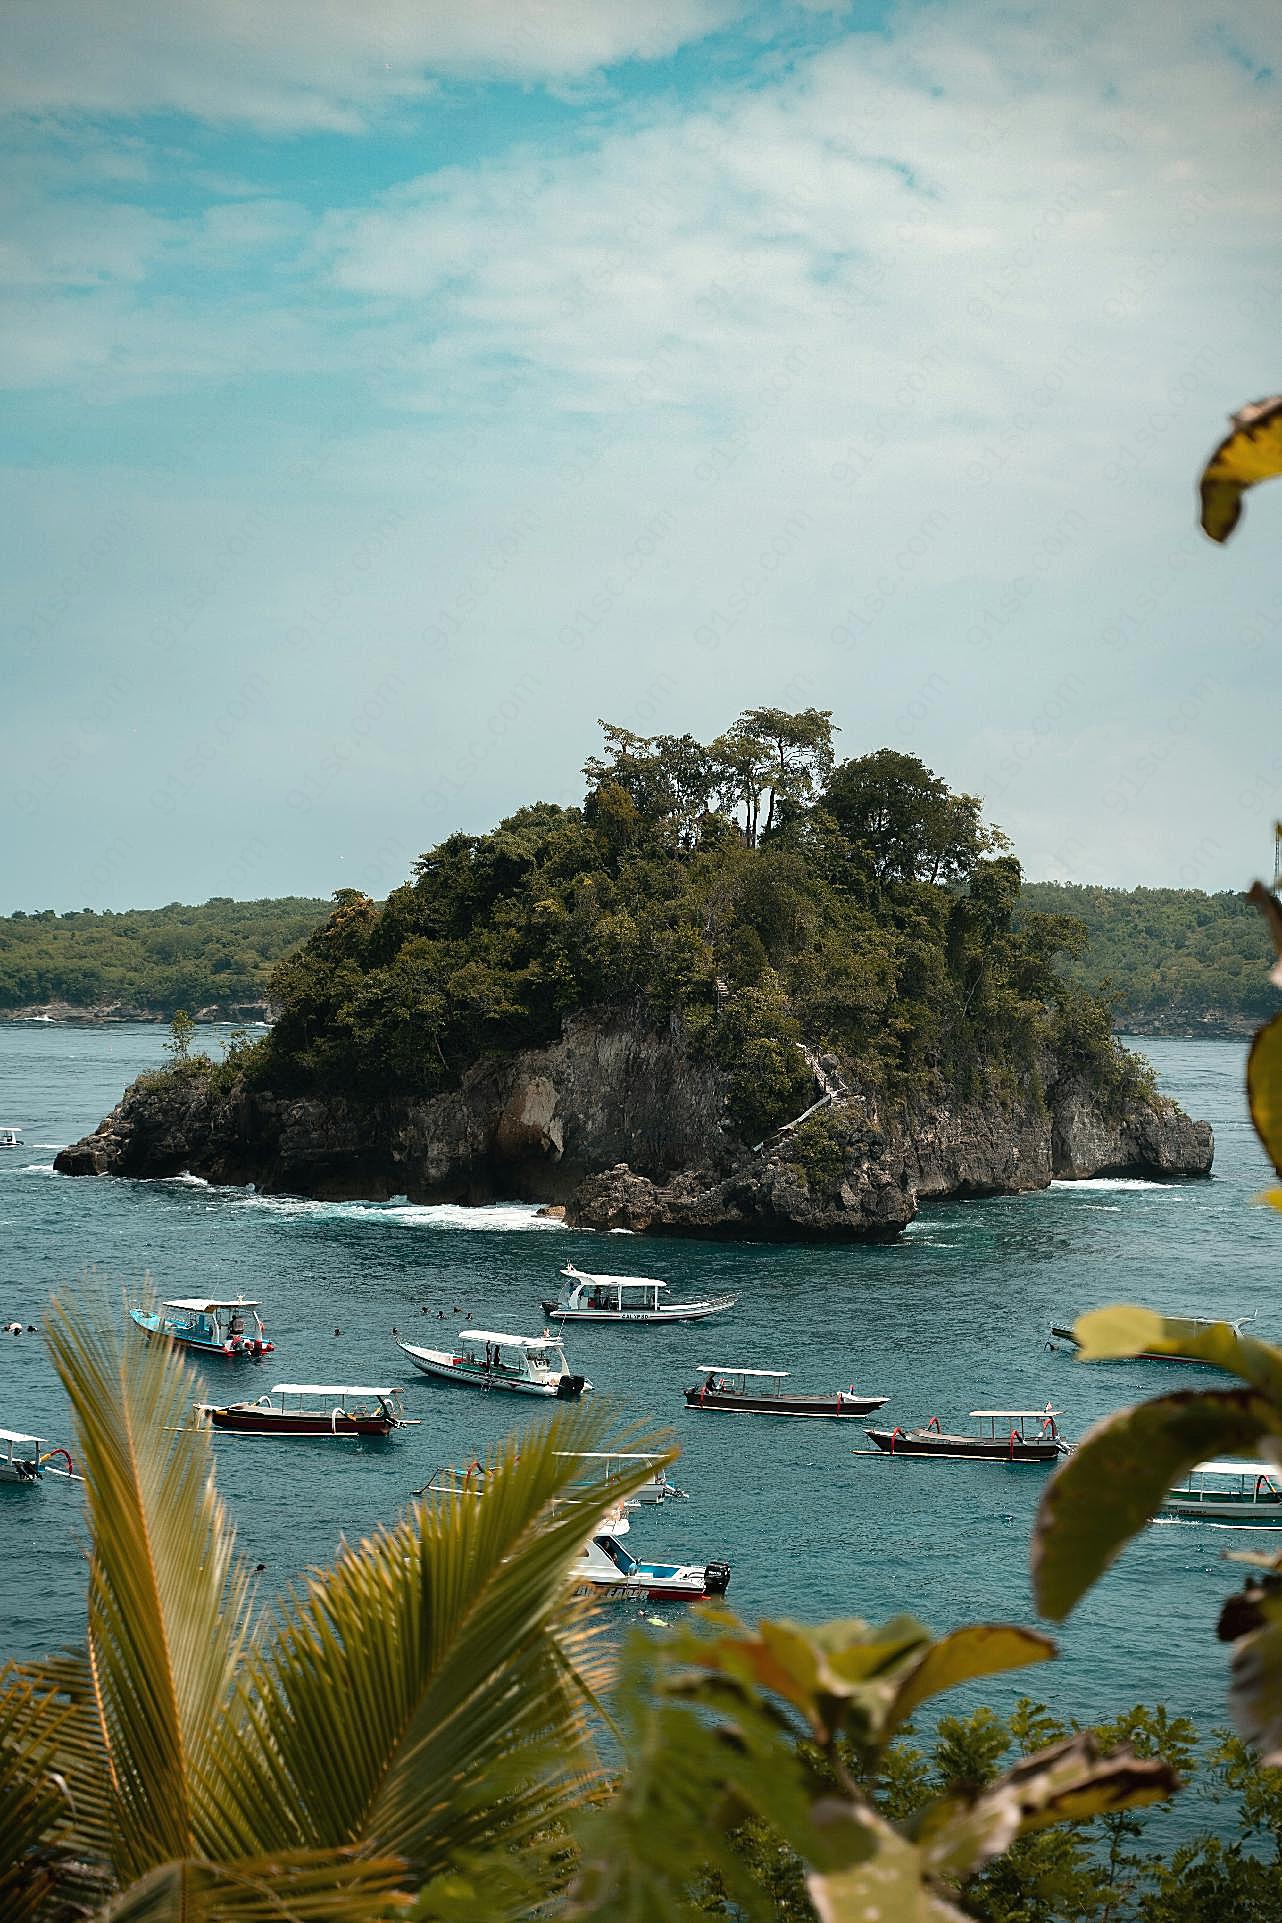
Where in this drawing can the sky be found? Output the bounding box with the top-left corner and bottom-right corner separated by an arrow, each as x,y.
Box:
3,0 -> 1281,912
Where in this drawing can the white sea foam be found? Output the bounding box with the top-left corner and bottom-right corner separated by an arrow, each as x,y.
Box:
1050,1178 -> 1168,1193
21,1163 -> 57,1175
163,1172 -> 212,1189
220,1192 -> 565,1232
31,1143 -> 61,1150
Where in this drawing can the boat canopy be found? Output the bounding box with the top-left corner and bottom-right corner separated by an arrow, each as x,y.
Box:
970,1409 -> 1061,1419
1190,1458 -> 1278,1477
270,1383 -> 399,1398
564,1266 -> 668,1292
555,1451 -> 662,1461
0,1428 -> 42,1446
462,1330 -> 560,1351
165,1297 -> 261,1312
697,1365 -> 789,1379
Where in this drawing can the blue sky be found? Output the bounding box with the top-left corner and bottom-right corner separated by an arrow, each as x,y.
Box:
3,0 -> 1281,911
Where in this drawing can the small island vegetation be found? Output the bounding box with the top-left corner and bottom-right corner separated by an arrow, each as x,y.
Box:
231,714 -> 1146,1146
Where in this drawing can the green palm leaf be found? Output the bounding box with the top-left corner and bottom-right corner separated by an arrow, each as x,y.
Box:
232,1404 -> 667,1882
44,1291 -> 256,1880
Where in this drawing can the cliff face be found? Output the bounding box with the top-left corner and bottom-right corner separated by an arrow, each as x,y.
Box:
54,1013 -> 1214,1241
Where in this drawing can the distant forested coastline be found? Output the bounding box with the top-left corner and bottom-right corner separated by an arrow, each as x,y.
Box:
1018,882 -> 1273,1037
0,898 -> 329,1020
0,874 -> 1272,1040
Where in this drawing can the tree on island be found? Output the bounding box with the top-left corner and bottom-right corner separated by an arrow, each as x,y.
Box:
165,1009 -> 195,1060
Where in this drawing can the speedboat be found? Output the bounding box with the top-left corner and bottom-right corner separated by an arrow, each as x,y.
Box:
0,1127 -> 22,1150
197,1383 -> 416,1437
685,1365 -> 888,1418
396,1329 -> 589,1399
130,1297 -> 273,1359
542,1263 -> 735,1323
1161,1458 -> 1282,1524
865,1408 -> 1068,1463
571,1510 -> 730,1602
0,1427 -> 78,1485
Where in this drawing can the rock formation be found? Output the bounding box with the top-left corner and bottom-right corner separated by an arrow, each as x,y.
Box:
54,1012 -> 1213,1241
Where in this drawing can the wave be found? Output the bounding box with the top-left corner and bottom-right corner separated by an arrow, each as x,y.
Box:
21,1164 -> 57,1176
1049,1178 -> 1169,1193
154,1183 -> 565,1232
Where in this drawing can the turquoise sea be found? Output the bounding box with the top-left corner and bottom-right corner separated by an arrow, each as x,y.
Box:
1,1024 -> 1277,1776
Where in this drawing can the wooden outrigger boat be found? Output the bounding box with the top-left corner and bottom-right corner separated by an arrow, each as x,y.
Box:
396,1329 -> 589,1399
684,1365 -> 888,1419
572,1511 -> 730,1602
865,1409 -> 1068,1463
130,1296 -> 273,1360
542,1264 -> 735,1323
1049,1315 -> 1254,1367
0,1427 -> 79,1485
554,1450 -> 688,1505
197,1383 -> 416,1437
1161,1458 -> 1282,1525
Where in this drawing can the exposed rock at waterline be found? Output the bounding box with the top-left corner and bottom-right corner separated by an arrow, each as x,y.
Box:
54,1013 -> 1213,1241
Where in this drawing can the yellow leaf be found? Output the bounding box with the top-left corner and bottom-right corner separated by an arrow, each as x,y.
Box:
1199,395 -> 1282,541
1249,1012 -> 1282,1180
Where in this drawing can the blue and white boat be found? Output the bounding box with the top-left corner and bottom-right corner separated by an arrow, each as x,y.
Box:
129,1296 -> 273,1360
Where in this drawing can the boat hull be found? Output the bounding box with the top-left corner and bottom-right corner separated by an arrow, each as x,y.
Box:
401,1345 -> 587,1399
865,1428 -> 1062,1463
206,1407 -> 395,1436
686,1388 -> 888,1418
129,1309 -> 271,1359
542,1299 -> 734,1323
1161,1494 -> 1282,1524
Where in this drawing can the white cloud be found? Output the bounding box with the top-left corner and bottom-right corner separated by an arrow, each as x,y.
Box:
2,0 -> 743,131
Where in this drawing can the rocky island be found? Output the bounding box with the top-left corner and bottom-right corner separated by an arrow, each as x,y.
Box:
57,713 -> 1212,1238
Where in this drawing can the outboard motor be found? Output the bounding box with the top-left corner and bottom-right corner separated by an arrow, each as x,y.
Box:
703,1560 -> 731,1597
556,1374 -> 587,1401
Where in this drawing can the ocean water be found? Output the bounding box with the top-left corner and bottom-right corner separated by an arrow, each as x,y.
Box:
0,1023 -> 1276,1773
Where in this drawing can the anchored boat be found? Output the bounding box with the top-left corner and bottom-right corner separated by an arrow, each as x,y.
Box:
865,1408 -> 1068,1463
130,1296 -> 273,1359
572,1510 -> 730,1601
0,1127 -> 22,1150
542,1263 -> 735,1323
1161,1458 -> 1282,1524
198,1383 -> 416,1437
685,1365 -> 888,1418
555,1450 -> 688,1505
1049,1315 -> 1255,1367
397,1328 -> 590,1399
0,1428 -> 79,1485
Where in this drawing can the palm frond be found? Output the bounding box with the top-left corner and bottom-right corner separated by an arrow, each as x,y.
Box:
230,1404 -> 671,1882
44,1291 -> 256,1882
0,1665 -> 87,1923
96,1849 -> 409,1923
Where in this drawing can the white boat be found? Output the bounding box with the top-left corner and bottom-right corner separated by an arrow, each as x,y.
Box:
396,1329 -> 590,1399
572,1510 -> 729,1601
1161,1458 -> 1282,1524
542,1263 -> 735,1323
0,1127 -> 22,1150
555,1449 -> 688,1505
0,1428 -> 78,1485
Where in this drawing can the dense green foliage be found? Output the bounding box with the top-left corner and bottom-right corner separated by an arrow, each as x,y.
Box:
1018,882 -> 1274,1031
254,716 -> 1140,1139
715,1699 -> 1282,1923
0,898 -> 329,1016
